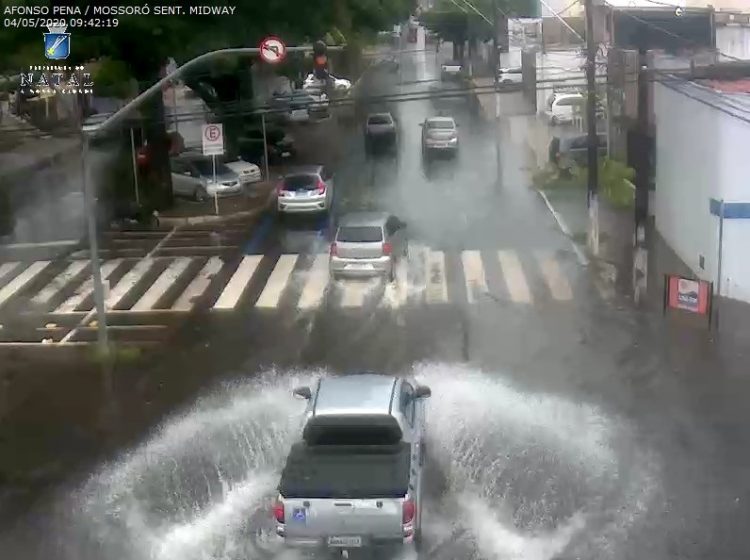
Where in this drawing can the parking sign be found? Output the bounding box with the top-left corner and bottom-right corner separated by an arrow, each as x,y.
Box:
202,123 -> 224,156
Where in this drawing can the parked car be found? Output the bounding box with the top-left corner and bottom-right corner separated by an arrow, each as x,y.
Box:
545,92 -> 584,125
497,67 -> 523,85
440,60 -> 463,81
169,153 -> 242,202
329,212 -> 408,281
420,116 -> 459,159
276,165 -> 335,216
286,91 -> 329,122
237,125 -> 295,165
275,374 -> 431,554
364,112 -> 398,153
549,133 -> 608,171
221,157 -> 262,185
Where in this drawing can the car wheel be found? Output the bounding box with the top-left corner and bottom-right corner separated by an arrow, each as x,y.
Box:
194,187 -> 208,202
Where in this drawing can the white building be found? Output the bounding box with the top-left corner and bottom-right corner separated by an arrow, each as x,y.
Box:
653,76 -> 750,304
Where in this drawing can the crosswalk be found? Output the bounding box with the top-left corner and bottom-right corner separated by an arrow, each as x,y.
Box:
0,245 -> 595,316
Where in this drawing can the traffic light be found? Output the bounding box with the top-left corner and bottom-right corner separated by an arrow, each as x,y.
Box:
313,39 -> 329,80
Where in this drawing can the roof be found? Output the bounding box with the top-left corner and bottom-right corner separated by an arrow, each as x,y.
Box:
426,116 -> 456,123
658,74 -> 750,120
313,374 -> 398,416
283,164 -> 324,175
338,211 -> 389,227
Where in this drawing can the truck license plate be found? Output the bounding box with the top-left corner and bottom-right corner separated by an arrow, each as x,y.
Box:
328,536 -> 362,547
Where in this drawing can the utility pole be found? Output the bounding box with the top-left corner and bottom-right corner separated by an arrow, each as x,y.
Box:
632,53 -> 650,304
492,0 -> 502,187
585,0 -> 599,256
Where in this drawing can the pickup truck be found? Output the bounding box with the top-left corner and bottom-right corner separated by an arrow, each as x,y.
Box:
274,374 -> 432,556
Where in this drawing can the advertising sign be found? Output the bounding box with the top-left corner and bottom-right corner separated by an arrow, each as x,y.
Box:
664,274 -> 713,327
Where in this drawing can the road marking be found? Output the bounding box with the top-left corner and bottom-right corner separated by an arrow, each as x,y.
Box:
0,261 -> 50,308
132,257 -> 192,311
105,258 -> 155,309
537,190 -> 588,266
0,262 -> 20,285
171,256 -> 224,311
461,250 -> 487,304
425,250 -> 448,304
255,254 -> 298,308
55,260 -> 122,313
297,255 -> 329,310
32,260 -> 89,307
340,280 -> 371,308
497,250 -> 532,304
0,239 -> 78,249
394,259 -> 409,308
213,255 -> 263,310
535,251 -> 573,301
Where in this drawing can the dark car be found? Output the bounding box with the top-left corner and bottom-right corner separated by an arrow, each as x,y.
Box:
364,112 -> 397,153
550,133 -> 608,171
238,124 -> 295,165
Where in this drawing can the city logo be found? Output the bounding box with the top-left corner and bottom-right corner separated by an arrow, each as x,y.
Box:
20,66 -> 94,96
44,24 -> 70,60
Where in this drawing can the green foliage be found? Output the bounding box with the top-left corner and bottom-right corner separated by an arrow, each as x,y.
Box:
534,158 -> 636,209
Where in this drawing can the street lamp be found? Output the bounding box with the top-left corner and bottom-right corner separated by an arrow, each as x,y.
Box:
81,45 -> 344,354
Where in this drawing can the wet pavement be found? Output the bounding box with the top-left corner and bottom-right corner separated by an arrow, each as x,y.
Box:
2,31 -> 750,560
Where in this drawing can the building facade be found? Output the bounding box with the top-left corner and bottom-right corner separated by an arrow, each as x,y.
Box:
653,76 -> 750,304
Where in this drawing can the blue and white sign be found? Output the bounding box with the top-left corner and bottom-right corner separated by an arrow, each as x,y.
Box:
292,507 -> 306,523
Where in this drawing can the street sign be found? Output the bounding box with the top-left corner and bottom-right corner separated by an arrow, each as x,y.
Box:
201,123 -> 224,156
260,36 -> 286,64
675,7 -> 684,17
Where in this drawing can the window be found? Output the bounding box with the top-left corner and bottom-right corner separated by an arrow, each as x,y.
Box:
555,96 -> 583,107
337,226 -> 383,243
190,159 -> 233,176
368,114 -> 393,125
400,382 -> 415,426
283,174 -> 319,191
427,120 -> 455,129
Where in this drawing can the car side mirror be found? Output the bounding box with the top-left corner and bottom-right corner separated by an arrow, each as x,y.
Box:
414,385 -> 431,399
293,386 -> 312,400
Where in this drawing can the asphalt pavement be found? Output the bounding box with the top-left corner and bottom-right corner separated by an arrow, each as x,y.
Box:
1,30 -> 750,560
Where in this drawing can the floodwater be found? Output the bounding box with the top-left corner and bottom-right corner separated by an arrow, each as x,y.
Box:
1,364 -> 660,560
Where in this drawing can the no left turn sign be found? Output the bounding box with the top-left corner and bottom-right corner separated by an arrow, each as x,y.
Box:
202,123 -> 224,156
260,36 -> 286,64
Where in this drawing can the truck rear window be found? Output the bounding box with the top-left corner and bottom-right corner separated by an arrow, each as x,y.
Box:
336,226 -> 383,243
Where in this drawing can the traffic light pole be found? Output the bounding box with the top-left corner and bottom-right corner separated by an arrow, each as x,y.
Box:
83,44 -> 344,353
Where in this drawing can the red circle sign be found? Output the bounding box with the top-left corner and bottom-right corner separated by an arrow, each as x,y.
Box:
204,125 -> 221,142
260,36 -> 287,64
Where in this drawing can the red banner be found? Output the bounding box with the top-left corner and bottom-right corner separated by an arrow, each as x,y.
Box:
666,275 -> 711,315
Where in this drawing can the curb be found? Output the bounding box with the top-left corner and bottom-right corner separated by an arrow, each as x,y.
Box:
158,189 -> 276,227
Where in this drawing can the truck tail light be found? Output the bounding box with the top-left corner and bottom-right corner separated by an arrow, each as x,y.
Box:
316,178 -> 326,194
273,500 -> 285,524
382,242 -> 393,256
402,497 -> 415,524
330,242 -> 338,257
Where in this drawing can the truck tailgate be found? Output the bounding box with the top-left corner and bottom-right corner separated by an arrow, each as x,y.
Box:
282,497 -> 404,544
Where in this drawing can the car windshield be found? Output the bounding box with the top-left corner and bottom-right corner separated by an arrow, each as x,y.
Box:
368,115 -> 392,125
283,173 -> 319,190
427,120 -> 454,129
190,159 -> 233,176
337,226 -> 383,242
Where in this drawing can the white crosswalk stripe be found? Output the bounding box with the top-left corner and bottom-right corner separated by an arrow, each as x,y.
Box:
213,255 -> 263,310
256,255 -> 297,308
55,260 -> 122,313
0,246 -> 601,316
132,257 -> 191,311
297,255 -> 329,310
171,257 -> 223,311
497,250 -> 532,304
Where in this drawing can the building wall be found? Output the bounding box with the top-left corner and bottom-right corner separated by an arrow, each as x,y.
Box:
717,25 -> 750,59
654,81 -> 750,303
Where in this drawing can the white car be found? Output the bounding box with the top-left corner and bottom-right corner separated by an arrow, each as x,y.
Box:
223,158 -> 262,185
497,67 -> 523,84
545,92 -> 584,125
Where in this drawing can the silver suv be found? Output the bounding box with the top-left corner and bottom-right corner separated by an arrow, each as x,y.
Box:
329,212 -> 408,281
